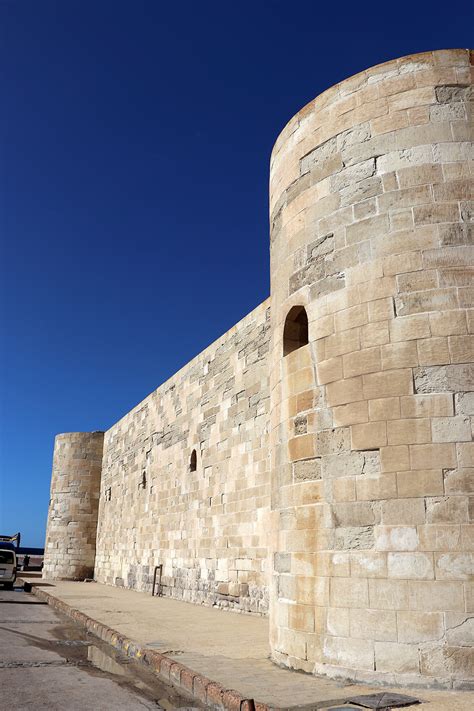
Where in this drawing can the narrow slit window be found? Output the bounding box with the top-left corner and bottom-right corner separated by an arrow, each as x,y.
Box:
190,449 -> 197,472
140,471 -> 147,489
283,305 -> 309,356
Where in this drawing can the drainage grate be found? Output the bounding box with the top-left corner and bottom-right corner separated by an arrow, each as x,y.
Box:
345,692 -> 421,709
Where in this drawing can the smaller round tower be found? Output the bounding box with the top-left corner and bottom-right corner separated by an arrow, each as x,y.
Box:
43,431 -> 104,580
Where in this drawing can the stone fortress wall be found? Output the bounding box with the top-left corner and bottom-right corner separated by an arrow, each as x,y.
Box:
269,48 -> 473,686
43,49 -> 473,686
94,300 -> 272,614
43,431 -> 104,580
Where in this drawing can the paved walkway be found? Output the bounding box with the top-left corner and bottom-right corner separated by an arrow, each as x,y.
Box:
21,577 -> 474,709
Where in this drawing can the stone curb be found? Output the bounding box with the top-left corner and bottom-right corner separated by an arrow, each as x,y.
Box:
22,581 -> 274,711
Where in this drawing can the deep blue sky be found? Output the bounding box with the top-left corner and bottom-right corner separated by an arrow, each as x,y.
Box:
0,1 -> 471,546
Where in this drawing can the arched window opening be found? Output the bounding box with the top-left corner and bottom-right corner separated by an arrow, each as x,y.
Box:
190,449 -> 197,472
283,305 -> 309,356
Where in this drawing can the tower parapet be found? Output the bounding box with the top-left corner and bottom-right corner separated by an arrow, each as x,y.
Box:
269,49 -> 473,685
43,431 -> 104,580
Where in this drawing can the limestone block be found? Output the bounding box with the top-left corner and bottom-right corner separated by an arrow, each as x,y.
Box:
397,611 -> 444,643
289,603 -> 316,632
449,335 -> 474,364
375,526 -> 419,551
327,607 -> 350,637
386,418 -> 431,445
333,401 -> 369,426
360,321 -> 390,348
425,496 -> 469,524
396,469 -> 444,498
434,552 -> 473,580
455,392 -> 474,416
330,577 -> 369,608
368,297 -> 395,322
417,337 -> 450,366
397,163 -> 443,188
326,377 -> 364,406
324,328 -> 361,360
323,635 -> 374,670
334,303 -> 369,331
317,356 -> 343,385
375,641 -> 420,674
356,474 -> 397,501
430,310 -> 468,336
368,397 -> 401,421
331,476 -> 356,502
408,580 -> 465,611
409,443 -> 456,470
293,458 -> 321,482
343,347 -> 382,379
350,608 -> 397,641
444,468 -> 474,494
420,645 -> 474,679
418,524 -> 462,552
387,552 -> 434,579
332,501 -> 377,527
274,552 -> 291,573
350,551 -> 387,578
334,526 -> 374,550
465,581 -> 474,613
445,613 -> 474,646
389,314 -> 431,342
368,579 -> 409,610
287,368 -> 314,395
362,369 -> 413,399
316,427 -> 351,455
321,450 -> 379,479
381,341 -> 418,370
432,415 -> 471,442
346,215 -> 388,246
380,445 -> 410,473
400,393 -> 454,418
456,441 -> 474,468
351,421 -> 387,450
288,434 -> 315,462
381,498 -> 425,525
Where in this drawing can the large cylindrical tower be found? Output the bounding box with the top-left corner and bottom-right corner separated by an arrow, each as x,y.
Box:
269,49 -> 473,686
43,431 -> 104,580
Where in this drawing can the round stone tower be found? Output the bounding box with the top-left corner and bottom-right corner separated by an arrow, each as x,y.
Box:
269,49 -> 472,686
43,431 -> 104,580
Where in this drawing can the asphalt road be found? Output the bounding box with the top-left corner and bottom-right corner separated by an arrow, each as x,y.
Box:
0,584 -> 200,710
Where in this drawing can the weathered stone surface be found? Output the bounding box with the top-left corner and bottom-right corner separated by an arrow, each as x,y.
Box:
414,364 -> 474,393
420,645 -> 474,679
43,432 -> 104,580
293,458 -> 321,481
91,301 -> 271,614
334,526 -> 374,550
45,49 -> 473,687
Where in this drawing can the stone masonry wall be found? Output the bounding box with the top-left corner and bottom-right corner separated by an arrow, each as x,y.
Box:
94,300 -> 271,614
269,49 -> 473,686
44,47 -> 472,688
43,431 -> 104,580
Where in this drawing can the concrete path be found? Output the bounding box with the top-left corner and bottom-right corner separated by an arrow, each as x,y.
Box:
0,585 -> 199,710
21,577 -> 474,710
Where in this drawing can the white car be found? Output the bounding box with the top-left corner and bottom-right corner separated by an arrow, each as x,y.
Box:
0,546 -> 17,589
